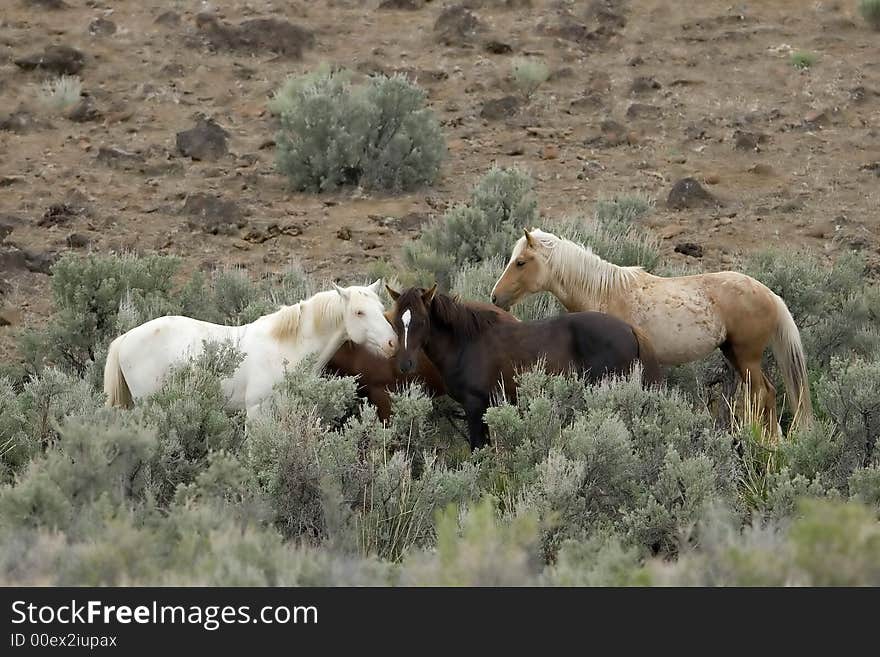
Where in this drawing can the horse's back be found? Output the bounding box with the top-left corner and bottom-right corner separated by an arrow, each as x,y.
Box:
561,311 -> 645,379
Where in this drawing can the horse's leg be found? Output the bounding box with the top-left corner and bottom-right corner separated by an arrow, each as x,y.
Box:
718,342 -> 740,430
735,351 -> 778,436
462,397 -> 490,450
367,386 -> 393,423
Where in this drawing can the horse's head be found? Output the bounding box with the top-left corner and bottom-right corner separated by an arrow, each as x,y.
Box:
491,229 -> 549,310
385,284 -> 436,374
333,280 -> 397,358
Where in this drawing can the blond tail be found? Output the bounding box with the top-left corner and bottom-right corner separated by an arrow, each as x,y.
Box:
770,294 -> 813,426
103,335 -> 133,408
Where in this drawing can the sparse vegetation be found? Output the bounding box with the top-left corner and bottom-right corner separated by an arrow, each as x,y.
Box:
37,75 -> 81,113
1,167 -> 879,585
790,51 -> 817,69
511,57 -> 549,98
273,67 -> 445,193
859,0 -> 880,30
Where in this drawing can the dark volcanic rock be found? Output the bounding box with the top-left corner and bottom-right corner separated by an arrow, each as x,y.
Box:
183,193 -> 247,235
38,203 -> 87,228
65,233 -> 92,248
155,11 -> 181,27
733,130 -> 767,151
667,178 -> 719,210
176,117 -> 228,161
480,96 -> 522,120
68,97 -> 102,123
379,0 -> 424,8
0,217 -> 17,244
674,242 -> 704,258
630,76 -> 661,94
435,5 -> 484,46
194,14 -> 315,59
484,39 -> 513,54
24,0 -> 69,8
96,147 -> 146,170
88,17 -> 117,36
0,110 -> 52,134
626,103 -> 662,119
15,46 -> 85,75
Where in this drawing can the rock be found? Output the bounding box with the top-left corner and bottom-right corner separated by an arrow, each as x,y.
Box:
65,233 -> 91,248
434,5 -> 484,46
24,0 -> 69,8
674,242 -> 704,258
630,76 -> 661,94
548,67 -> 575,81
568,94 -> 603,113
14,45 -> 85,75
336,226 -> 352,241
96,146 -> 145,170
0,217 -> 17,243
0,309 -> 22,327
628,55 -> 644,66
803,109 -> 829,128
1,246 -> 58,275
540,144 -> 560,160
504,142 -> 525,156
0,110 -> 52,134
194,14 -> 315,59
242,222 -> 302,243
480,96 -> 522,121
38,203 -> 87,228
585,119 -> 628,147
667,178 -> 719,210
379,0 -> 424,8
67,97 -> 102,123
160,62 -> 185,78
747,163 -> 775,176
733,130 -> 766,151
704,173 -> 721,185
484,39 -> 513,54
626,103 -> 661,119
182,193 -> 247,235
176,117 -> 228,161
154,11 -> 181,27
88,17 -> 117,36
860,162 -> 880,177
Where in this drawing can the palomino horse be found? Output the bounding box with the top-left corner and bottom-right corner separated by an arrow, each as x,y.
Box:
326,302 -> 518,421
104,281 -> 397,416
490,229 -> 813,429
387,285 -> 661,450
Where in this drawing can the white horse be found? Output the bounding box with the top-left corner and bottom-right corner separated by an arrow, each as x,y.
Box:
491,229 -> 812,430
103,281 -> 397,415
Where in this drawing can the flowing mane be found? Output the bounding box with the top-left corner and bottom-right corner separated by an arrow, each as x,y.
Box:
400,288 -> 501,339
529,229 -> 642,304
269,290 -> 346,341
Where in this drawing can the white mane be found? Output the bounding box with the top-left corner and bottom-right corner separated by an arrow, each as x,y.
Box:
269,289 -> 346,341
526,229 -> 642,304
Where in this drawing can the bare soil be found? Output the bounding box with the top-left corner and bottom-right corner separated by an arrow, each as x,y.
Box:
2,0 -> 879,363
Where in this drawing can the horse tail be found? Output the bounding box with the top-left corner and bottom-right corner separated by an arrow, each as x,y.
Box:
104,335 -> 133,409
770,293 -> 813,426
631,325 -> 663,386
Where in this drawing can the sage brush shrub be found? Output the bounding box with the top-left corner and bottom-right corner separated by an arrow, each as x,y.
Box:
404,166 -> 538,288
274,69 -> 444,192
860,0 -> 880,29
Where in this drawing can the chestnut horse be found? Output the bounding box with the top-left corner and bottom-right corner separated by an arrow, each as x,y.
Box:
326,302 -> 518,421
387,285 -> 661,450
491,229 -> 813,430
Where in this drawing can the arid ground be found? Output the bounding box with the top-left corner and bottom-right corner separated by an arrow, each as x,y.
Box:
2,0 -> 879,362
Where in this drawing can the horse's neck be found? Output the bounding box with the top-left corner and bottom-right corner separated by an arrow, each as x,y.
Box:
546,243 -> 635,313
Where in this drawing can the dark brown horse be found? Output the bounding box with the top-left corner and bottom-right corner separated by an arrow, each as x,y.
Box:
326,303 -> 518,421
386,285 -> 663,450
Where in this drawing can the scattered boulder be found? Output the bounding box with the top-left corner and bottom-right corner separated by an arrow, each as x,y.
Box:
0,246 -> 57,275
176,117 -> 228,161
480,96 -> 522,121
435,5 -> 484,46
336,226 -> 353,241
15,45 -> 85,75
626,103 -> 661,119
733,130 -> 767,151
96,147 -> 145,171
0,110 -> 51,134
585,119 -> 629,147
630,76 -> 661,94
0,217 -> 17,244
38,203 -> 88,228
88,17 -> 117,36
674,242 -> 704,258
65,233 -> 91,248
24,0 -> 69,8
667,178 -> 719,210
194,14 -> 315,59
484,40 -> 513,54
67,97 -> 102,123
182,193 -> 247,235
379,0 -> 424,8
154,10 -> 181,27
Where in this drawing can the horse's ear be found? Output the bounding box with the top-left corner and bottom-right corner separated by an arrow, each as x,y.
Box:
422,283 -> 437,304
385,284 -> 400,301
368,279 -> 382,294
523,228 -> 536,249
332,283 -> 350,300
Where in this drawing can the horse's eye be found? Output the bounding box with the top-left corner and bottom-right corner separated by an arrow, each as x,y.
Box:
356,310 -> 365,317
516,260 -> 526,267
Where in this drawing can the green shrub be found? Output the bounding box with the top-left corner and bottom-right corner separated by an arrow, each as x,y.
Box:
404,166 -> 538,288
858,0 -> 880,29
511,57 -> 549,98
274,68 -> 445,192
38,75 -> 81,113
790,51 -> 817,69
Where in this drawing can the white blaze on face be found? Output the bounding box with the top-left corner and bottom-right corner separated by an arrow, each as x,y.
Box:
401,308 -> 412,350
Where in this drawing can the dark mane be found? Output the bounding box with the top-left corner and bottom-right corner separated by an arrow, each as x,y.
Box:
399,288 -> 501,339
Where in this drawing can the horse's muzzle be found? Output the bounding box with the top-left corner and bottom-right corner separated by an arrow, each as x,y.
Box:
491,293 -> 511,311
381,337 -> 397,358
398,357 -> 415,374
